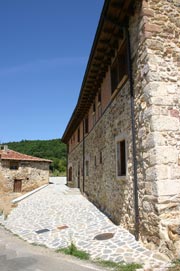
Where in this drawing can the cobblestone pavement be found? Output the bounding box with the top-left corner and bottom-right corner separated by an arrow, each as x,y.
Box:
0,178 -> 170,270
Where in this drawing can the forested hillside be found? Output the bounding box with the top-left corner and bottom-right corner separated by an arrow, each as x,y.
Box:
4,139 -> 67,176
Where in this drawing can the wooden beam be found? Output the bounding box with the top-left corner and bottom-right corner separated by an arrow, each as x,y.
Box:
106,48 -> 115,58
96,48 -> 106,53
94,56 -> 102,62
92,63 -> 100,68
89,74 -> 97,78
99,39 -> 110,45
90,69 -> 98,74
103,27 -> 113,34
104,16 -> 120,28
111,2 -> 124,9
90,66 -> 99,71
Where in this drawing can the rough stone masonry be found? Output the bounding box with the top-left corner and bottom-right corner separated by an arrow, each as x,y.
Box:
64,0 -> 180,259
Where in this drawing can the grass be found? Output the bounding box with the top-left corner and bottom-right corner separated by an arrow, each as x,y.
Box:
56,243 -> 143,270
168,259 -> 180,271
56,244 -> 142,271
56,243 -> 90,260
95,260 -> 142,271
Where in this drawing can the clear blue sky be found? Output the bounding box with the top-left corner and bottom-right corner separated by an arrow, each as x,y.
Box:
0,0 -> 104,143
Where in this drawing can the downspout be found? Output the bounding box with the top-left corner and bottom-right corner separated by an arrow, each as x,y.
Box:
82,119 -> 85,193
125,25 -> 139,241
66,144 -> 69,185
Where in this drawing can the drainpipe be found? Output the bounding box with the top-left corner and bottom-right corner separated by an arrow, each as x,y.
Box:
82,119 -> 85,193
66,145 -> 69,186
125,25 -> 139,241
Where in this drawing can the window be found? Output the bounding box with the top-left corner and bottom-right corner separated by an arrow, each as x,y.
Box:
85,160 -> 89,177
94,156 -> 97,167
93,114 -> 96,126
93,102 -> 96,113
77,128 -> 80,142
10,161 -> 19,170
68,166 -> 72,182
97,104 -> 102,119
85,116 -> 89,134
111,42 -> 128,94
100,151 -> 102,164
98,90 -> 101,103
117,139 -> 126,177
97,90 -> 102,119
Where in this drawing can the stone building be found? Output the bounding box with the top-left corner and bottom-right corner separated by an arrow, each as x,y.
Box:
0,146 -> 51,193
62,0 -> 180,258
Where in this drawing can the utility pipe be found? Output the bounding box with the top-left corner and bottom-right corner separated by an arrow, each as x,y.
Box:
125,25 -> 139,241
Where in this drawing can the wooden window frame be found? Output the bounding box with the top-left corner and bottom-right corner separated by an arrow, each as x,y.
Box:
111,41 -> 128,94
98,90 -> 101,104
77,127 -> 80,143
85,116 -> 89,134
97,104 -> 102,119
93,102 -> 96,113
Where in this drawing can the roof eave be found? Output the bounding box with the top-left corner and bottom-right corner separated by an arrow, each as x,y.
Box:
62,0 -> 110,143
62,0 -> 133,143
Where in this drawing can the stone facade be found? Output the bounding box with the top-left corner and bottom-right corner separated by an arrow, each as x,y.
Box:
0,149 -> 51,193
64,0 -> 180,259
68,81 -> 135,229
0,160 -> 49,193
131,0 -> 180,258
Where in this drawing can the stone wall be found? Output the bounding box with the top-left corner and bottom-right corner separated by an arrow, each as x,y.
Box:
84,81 -> 135,232
131,0 -> 180,258
67,142 -> 83,190
68,79 -> 137,232
67,0 -> 180,259
0,160 -> 49,193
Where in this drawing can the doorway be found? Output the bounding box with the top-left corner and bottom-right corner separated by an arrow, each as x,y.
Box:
68,167 -> 72,182
13,179 -> 22,192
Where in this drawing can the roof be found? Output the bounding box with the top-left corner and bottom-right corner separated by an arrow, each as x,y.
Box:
62,0 -> 134,143
0,149 -> 52,163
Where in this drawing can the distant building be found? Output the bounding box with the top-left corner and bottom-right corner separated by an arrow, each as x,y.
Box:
0,145 -> 51,193
62,0 -> 180,258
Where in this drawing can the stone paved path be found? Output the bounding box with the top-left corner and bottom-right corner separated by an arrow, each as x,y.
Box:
0,178 -> 170,270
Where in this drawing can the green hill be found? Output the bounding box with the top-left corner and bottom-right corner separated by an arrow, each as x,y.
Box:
4,139 -> 67,176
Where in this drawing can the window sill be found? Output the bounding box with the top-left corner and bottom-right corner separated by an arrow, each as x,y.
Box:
116,175 -> 127,182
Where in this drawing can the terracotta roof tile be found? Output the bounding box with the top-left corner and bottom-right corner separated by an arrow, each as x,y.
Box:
0,149 -> 52,163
